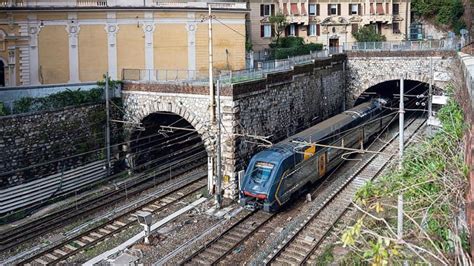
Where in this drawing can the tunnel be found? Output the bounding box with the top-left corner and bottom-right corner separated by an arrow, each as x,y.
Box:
128,112 -> 207,174
354,79 -> 434,111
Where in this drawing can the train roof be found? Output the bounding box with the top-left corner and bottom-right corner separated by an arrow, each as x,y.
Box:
278,100 -> 379,147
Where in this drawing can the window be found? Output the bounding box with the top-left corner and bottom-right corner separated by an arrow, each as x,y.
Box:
309,4 -> 317,16
393,22 -> 400,34
370,3 -> 374,14
308,24 -> 320,36
289,24 -> 296,36
392,3 -> 399,15
260,4 -> 274,17
329,4 -> 337,15
376,3 -> 384,15
291,3 -> 299,15
351,23 -> 359,34
283,3 -> 288,15
350,4 -> 358,15
250,162 -> 274,184
261,24 -> 272,38
301,3 -> 307,15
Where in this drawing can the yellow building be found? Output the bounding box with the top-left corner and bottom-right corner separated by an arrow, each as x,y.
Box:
0,0 -> 247,86
249,0 -> 411,51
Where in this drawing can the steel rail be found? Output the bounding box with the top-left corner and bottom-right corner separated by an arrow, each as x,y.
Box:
264,114 -> 425,265
0,148 -> 206,252
19,176 -> 208,265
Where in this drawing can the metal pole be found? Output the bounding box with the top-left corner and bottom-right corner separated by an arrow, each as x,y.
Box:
215,79 -> 222,208
105,73 -> 111,175
397,194 -> 403,240
399,74 -> 405,164
208,4 -> 215,124
428,57 -> 433,119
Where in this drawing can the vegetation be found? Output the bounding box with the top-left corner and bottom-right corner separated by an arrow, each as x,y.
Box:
340,93 -> 470,265
0,102 -> 9,116
269,12 -> 289,46
412,0 -> 466,34
352,25 -> 387,42
10,88 -> 104,115
270,36 -> 323,59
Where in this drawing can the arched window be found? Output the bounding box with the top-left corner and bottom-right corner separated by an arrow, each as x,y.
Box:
0,60 -> 4,87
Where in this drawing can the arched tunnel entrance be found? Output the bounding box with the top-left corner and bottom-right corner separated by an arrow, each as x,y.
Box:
354,79 -> 434,108
128,112 -> 207,175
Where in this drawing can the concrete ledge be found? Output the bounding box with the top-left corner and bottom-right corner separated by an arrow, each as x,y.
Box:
346,50 -> 457,58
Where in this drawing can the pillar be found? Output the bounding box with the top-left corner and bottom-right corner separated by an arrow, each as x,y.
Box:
67,13 -> 80,83
105,12 -> 118,80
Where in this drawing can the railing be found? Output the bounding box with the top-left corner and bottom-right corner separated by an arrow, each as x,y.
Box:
343,40 -> 459,52
123,49 -> 335,84
0,0 -> 246,8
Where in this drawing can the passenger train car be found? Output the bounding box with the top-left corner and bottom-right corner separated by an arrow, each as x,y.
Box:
239,98 -> 394,212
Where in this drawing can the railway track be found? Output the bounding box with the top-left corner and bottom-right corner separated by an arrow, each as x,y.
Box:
0,148 -> 206,253
180,210 -> 274,265
264,116 -> 426,265
19,175 -> 208,265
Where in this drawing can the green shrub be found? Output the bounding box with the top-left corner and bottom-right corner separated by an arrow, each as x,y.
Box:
274,43 -> 323,59
412,0 -> 465,34
12,88 -> 104,115
279,36 -> 305,48
0,102 -> 9,116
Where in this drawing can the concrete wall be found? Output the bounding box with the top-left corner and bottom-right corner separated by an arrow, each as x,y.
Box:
346,50 -> 458,107
0,104 -> 120,188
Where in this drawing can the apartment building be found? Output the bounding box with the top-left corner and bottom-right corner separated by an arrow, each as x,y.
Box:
0,0 -> 247,87
249,0 -> 411,51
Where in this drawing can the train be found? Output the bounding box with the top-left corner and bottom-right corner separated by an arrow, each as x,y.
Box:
239,98 -> 395,212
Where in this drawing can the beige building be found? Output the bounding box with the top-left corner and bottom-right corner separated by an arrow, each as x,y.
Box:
0,0 -> 247,87
249,0 -> 411,51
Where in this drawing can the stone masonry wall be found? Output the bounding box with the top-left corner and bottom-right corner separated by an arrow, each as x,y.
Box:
347,51 -> 457,107
0,104 -> 120,188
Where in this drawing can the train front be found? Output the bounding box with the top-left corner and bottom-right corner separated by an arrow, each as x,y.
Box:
239,147 -> 291,212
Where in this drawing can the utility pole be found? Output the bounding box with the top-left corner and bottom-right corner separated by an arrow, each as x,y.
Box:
216,80 -> 222,208
399,73 -> 405,164
105,72 -> 111,175
208,4 -> 215,123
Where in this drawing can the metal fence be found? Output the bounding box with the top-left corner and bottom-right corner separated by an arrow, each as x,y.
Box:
343,40 -> 459,52
122,69 -> 209,84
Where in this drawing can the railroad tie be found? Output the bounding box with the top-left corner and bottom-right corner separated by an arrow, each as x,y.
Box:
53,249 -> 68,256
44,253 -> 58,260
90,232 -> 103,238
161,197 -> 175,204
74,240 -> 86,247
64,244 -> 78,251
114,220 -> 126,227
128,216 -> 137,222
99,228 -> 111,234
34,258 -> 48,265
82,236 -> 95,242
142,207 -> 154,212
150,204 -> 161,209
106,224 -> 118,230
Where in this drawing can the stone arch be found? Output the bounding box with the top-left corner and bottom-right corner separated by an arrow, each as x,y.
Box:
349,73 -> 447,107
125,98 -> 213,155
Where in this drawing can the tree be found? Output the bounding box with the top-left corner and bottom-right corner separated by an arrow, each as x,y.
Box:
269,12 -> 288,46
352,25 -> 387,42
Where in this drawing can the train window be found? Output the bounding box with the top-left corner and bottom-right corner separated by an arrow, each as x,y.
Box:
250,162 -> 274,183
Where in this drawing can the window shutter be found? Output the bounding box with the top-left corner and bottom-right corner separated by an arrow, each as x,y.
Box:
348,4 -> 351,15
260,5 -> 264,16
316,4 -> 320,16
316,24 -> 320,36
307,25 -> 310,36
295,25 -> 299,37
285,26 -> 289,36
358,4 -> 362,15
327,4 -> 330,15
271,25 -> 275,37
337,4 -> 341,15
261,25 -> 264,37
271,4 -> 275,16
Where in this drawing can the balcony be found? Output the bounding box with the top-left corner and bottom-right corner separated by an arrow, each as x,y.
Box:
0,0 -> 246,9
363,14 -> 393,24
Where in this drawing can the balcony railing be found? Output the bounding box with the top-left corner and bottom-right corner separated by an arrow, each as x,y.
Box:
0,0 -> 246,8
343,40 -> 459,52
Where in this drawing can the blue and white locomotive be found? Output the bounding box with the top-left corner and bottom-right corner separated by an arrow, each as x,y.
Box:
239,99 -> 393,212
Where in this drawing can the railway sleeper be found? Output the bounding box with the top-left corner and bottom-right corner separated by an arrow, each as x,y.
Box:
292,241 -> 315,252
44,253 -> 58,260
203,248 -> 223,258
34,258 -> 48,265
192,256 -> 213,265
274,255 -> 299,265
64,244 -> 78,251
82,236 -> 95,242
90,232 -> 103,238
222,234 -> 241,242
218,238 -> 237,247
285,246 -> 310,258
53,249 -> 68,256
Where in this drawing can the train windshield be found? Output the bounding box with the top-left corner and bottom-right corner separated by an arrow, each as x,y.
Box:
250,162 -> 274,184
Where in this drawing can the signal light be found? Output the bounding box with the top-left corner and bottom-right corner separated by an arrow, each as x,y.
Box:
243,191 -> 267,200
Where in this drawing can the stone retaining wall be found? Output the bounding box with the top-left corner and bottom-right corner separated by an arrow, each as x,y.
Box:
0,104 -> 121,188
